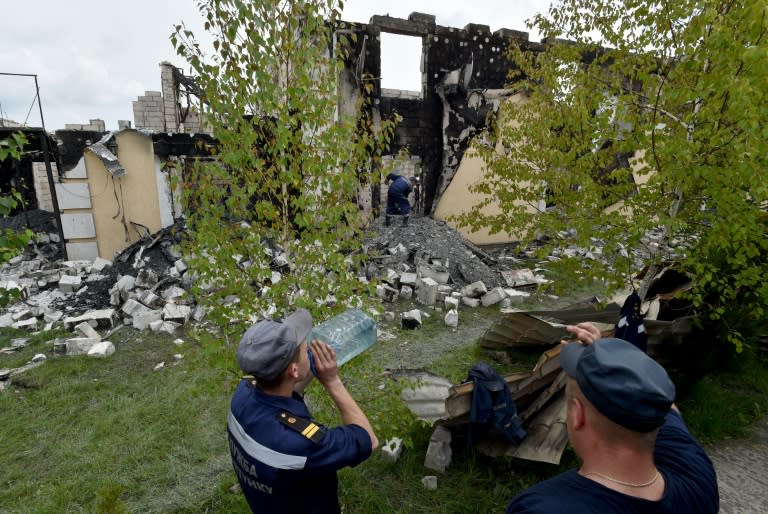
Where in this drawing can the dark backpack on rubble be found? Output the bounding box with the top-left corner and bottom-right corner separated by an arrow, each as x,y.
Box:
466,362 -> 526,446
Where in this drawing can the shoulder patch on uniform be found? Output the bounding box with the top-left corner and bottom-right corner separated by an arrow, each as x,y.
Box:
278,412 -> 325,444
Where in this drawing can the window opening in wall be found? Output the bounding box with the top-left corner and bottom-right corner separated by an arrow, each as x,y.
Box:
380,33 -> 423,95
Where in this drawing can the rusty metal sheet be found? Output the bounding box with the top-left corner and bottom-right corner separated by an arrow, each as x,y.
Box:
480,304 -> 621,349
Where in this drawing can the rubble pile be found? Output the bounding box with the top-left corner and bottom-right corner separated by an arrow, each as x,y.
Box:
0,210 -> 687,374
0,218 -> 202,358
365,215 -> 550,326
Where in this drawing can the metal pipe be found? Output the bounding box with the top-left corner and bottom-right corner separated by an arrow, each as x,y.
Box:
33,75 -> 68,260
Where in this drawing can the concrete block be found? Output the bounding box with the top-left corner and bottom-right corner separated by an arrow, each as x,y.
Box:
399,272 -> 418,286
461,297 -> 481,308
132,309 -> 163,330
60,213 -> 96,239
113,275 -> 136,294
416,277 -> 438,306
444,309 -> 458,328
376,283 -> 399,302
91,257 -> 113,272
421,476 -> 438,490
174,259 -> 188,274
63,309 -> 117,330
139,290 -> 164,309
424,426 -> 452,472
400,285 -> 413,300
0,313 -> 15,328
163,303 -> 191,323
461,281 -> 487,298
65,242 -> 99,261
13,318 -> 39,331
75,321 -> 102,341
418,264 -> 450,285
384,268 -> 399,285
55,183 -> 91,209
481,287 -> 506,307
381,437 -> 404,463
192,305 -> 206,322
121,298 -> 144,316
43,309 -> 63,323
444,296 -> 460,310
58,274 -> 82,293
161,285 -> 188,303
66,337 -> 99,356
87,341 -> 115,358
401,309 -> 423,329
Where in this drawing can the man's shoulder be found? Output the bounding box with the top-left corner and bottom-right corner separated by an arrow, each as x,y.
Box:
506,471 -> 593,513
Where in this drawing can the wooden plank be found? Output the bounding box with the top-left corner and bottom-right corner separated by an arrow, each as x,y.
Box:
520,371 -> 567,423
445,372 -> 531,418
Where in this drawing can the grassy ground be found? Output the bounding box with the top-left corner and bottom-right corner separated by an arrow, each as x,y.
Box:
1,313 -> 767,513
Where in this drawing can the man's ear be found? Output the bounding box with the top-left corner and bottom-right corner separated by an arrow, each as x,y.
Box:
288,362 -> 299,379
569,397 -> 586,431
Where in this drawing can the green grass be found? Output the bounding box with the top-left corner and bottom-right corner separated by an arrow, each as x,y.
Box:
0,327 -> 247,513
677,345 -> 768,445
2,319 -> 767,513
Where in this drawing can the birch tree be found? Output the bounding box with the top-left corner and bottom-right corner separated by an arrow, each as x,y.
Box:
172,0 -> 395,327
458,0 -> 767,347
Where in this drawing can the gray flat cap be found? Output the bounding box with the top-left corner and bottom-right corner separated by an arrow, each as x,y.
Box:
236,309 -> 313,381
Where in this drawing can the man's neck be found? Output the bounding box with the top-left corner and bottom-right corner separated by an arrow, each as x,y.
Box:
578,450 -> 664,500
260,381 -> 295,398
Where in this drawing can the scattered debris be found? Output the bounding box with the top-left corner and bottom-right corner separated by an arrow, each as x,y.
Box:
381,437 -> 404,463
421,475 -> 438,490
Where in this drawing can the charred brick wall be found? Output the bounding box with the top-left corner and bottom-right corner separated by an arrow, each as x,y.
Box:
338,13 -> 542,215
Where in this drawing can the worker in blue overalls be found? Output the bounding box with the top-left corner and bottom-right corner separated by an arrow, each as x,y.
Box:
385,172 -> 418,227
228,309 -> 378,513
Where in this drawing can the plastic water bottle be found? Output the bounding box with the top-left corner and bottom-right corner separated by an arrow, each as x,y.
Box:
308,309 -> 377,367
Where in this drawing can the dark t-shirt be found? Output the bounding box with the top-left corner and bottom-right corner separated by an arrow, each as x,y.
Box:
228,381 -> 372,514
506,410 -> 718,513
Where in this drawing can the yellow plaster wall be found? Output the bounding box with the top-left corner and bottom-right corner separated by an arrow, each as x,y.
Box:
433,93 -> 654,245
85,130 -> 162,259
433,93 -> 535,245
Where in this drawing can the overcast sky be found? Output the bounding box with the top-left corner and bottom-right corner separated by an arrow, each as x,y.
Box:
0,0 -> 552,132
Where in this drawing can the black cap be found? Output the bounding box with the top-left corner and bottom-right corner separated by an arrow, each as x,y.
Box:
236,309 -> 313,381
560,338 -> 675,432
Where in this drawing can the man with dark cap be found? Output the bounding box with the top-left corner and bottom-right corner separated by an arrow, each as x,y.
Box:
506,322 -> 718,513
385,172 -> 417,227
227,308 -> 378,514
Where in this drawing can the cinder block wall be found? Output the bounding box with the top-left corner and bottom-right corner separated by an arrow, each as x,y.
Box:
132,91 -> 165,132
32,162 -> 59,212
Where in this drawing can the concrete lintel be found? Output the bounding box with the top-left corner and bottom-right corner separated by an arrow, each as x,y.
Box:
494,28 -> 529,41
463,23 -> 491,35
369,14 -> 434,36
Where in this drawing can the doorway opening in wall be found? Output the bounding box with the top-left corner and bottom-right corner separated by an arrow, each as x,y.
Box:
380,33 -> 422,96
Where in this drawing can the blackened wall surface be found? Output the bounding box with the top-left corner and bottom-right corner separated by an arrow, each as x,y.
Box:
339,13 -> 542,215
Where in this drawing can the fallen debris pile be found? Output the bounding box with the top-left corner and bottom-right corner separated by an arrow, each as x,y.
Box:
403,291 -> 698,470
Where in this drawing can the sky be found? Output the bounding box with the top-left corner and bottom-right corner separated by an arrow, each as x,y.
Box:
0,0 -> 552,132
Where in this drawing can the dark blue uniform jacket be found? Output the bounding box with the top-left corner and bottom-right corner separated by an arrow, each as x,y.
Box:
228,381 -> 372,513
506,410 -> 719,513
386,173 -> 413,216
